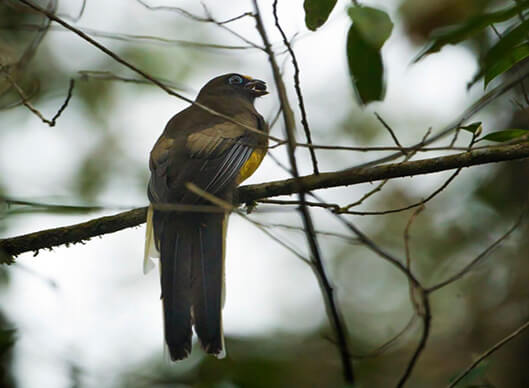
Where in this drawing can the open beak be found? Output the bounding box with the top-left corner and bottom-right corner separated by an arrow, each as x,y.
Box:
245,79 -> 268,96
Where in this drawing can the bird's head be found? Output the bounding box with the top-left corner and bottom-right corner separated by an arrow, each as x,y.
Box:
197,73 -> 268,102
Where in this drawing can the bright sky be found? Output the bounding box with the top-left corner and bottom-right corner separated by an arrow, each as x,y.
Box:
0,1 -> 506,387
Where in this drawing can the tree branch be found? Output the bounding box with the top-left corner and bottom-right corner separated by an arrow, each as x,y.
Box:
2,142 -> 529,261
238,142 -> 529,203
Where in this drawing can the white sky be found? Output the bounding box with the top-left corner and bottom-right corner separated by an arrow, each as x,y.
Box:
0,1 -> 513,387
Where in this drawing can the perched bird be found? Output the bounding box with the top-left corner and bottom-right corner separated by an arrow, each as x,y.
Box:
144,73 -> 269,360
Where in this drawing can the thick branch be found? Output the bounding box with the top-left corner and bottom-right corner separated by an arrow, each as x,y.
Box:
238,142 -> 529,202
1,142 -> 529,261
0,208 -> 147,261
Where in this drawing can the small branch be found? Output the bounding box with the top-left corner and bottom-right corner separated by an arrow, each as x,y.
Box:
447,318 -> 529,388
396,289 -> 431,388
349,314 -> 418,359
1,69 -> 74,127
272,0 -> 319,174
78,70 -> 188,91
375,112 -> 408,155
2,23 -> 255,50
427,210 -> 526,293
404,205 -> 424,312
135,0 -> 262,50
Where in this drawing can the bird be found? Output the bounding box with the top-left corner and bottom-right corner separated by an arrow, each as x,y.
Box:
143,73 -> 269,360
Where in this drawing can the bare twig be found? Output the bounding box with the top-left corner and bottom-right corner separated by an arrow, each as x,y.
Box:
1,23 -> 255,50
349,314 -> 418,359
253,0 -> 353,382
58,0 -> 86,22
375,112 -> 408,155
1,69 -> 74,127
404,205 -> 425,312
447,318 -> 529,388
272,0 -> 319,174
78,70 -> 187,91
396,289 -> 431,388
136,0 -> 262,50
427,210 -> 526,293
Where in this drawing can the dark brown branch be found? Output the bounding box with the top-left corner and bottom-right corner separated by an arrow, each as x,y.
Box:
272,0 -> 319,174
447,318 -> 529,388
254,0 -> 353,382
2,142 -> 529,261
238,142 -> 529,203
0,208 -> 147,263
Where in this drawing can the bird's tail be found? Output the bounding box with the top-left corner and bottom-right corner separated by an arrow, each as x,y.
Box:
154,210 -> 226,360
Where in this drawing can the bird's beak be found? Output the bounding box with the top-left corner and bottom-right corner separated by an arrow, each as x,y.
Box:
244,79 -> 268,96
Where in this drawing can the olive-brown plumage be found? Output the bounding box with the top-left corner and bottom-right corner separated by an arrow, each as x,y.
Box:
145,74 -> 268,360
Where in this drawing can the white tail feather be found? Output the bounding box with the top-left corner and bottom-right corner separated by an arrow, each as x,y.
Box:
143,206 -> 159,274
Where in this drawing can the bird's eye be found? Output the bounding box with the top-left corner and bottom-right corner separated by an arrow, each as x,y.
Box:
228,75 -> 244,85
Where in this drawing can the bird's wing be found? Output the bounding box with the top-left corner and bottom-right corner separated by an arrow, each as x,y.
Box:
149,118 -> 263,204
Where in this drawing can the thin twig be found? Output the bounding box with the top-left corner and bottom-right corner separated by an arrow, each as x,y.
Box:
375,112 -> 408,155
404,205 -> 425,312
272,0 -> 319,174
135,0 -> 262,50
427,210 -> 526,293
396,289 -> 431,388
1,69 -> 74,127
349,314 -> 418,359
447,318 -> 529,388
78,70 -> 188,91
253,0 -> 353,382
2,23 -> 255,50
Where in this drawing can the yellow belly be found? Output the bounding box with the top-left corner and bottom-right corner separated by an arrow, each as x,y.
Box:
236,148 -> 266,185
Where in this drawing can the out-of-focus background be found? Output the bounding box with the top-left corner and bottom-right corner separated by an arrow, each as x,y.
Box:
1,0 -> 528,387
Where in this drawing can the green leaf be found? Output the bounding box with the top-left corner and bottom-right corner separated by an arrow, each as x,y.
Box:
460,122 -> 482,134
415,1 -> 529,62
481,129 -> 529,142
348,6 -> 393,49
347,24 -> 384,104
484,19 -> 529,67
304,0 -> 337,31
484,44 -> 529,87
